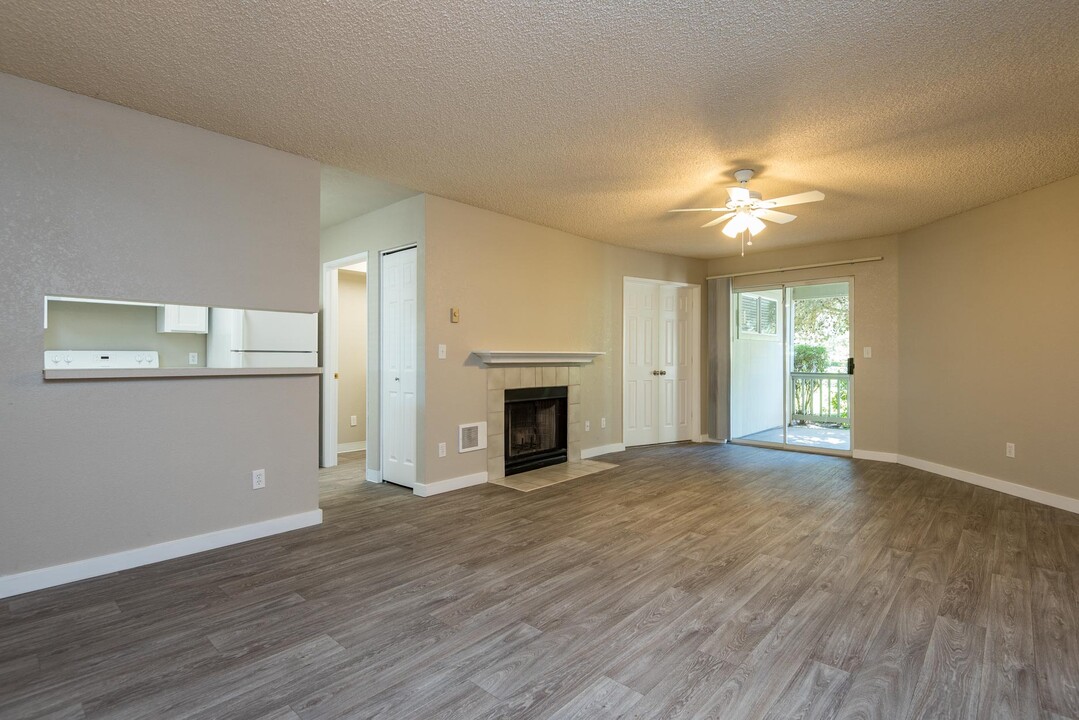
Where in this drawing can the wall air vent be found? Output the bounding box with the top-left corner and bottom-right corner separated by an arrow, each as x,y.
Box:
459,422 -> 488,453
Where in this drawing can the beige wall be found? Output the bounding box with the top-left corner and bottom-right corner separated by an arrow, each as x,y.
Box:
708,235 -> 900,455
45,300 -> 207,368
336,270 -> 367,445
0,74 -> 320,576
320,194 -> 426,474
898,174 -> 1079,501
423,195 -> 707,485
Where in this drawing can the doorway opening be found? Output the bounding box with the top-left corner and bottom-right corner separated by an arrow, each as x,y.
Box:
320,253 -> 369,470
730,279 -> 853,454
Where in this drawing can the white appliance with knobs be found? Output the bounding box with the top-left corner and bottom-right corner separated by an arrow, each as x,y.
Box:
207,309 -> 318,368
45,350 -> 159,369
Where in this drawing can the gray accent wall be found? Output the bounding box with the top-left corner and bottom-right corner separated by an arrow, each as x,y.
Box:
0,74 -> 321,576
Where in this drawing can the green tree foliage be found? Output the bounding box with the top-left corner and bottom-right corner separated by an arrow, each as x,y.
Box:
793,297 -> 849,366
793,344 -> 828,373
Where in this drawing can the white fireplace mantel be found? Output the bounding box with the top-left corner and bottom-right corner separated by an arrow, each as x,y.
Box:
472,350 -> 604,366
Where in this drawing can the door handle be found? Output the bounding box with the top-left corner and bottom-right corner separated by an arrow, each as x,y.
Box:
847,358 -> 855,375
660,370 -> 667,376
395,377 -> 400,381
652,370 -> 660,376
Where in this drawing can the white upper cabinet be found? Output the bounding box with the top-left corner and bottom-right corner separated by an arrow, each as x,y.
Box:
157,304 -> 208,334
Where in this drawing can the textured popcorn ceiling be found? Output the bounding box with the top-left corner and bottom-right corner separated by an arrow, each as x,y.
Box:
2,1 -> 1077,258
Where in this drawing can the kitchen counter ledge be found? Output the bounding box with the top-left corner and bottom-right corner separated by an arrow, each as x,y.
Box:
43,367 -> 323,381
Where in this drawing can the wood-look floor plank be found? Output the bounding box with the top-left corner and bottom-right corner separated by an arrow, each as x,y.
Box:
904,616 -> 986,720
832,577 -> 943,720
975,574 -> 1038,720
699,587 -> 840,719
812,546 -> 913,672
1,445 -> 1077,720
939,529 -> 993,628
906,510 -> 964,585
763,659 -> 851,720
1031,567 -> 1079,718
543,675 -> 642,719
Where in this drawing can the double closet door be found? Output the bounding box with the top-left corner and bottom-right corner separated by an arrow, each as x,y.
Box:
624,280 -> 695,447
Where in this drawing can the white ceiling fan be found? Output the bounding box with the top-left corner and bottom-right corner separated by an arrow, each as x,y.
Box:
669,169 -> 825,239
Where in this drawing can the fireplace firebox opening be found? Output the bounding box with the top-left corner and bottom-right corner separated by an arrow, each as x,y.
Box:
504,386 -> 568,476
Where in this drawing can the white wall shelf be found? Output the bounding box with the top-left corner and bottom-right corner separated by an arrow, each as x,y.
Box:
471,351 -> 604,366
44,367 -> 322,381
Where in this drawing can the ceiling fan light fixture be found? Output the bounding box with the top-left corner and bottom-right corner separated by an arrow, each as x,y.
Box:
722,212 -> 750,238
669,168 -> 825,251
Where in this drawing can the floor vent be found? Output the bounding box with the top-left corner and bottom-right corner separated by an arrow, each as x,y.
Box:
459,422 -> 487,453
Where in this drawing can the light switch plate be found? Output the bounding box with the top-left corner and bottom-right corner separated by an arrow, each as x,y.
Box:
863,347 -> 872,358
438,343 -> 447,359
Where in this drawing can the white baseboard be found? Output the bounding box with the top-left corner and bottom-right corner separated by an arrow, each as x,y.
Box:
582,443 -> 626,459
851,450 -> 1079,514
896,455 -> 1079,515
0,509 -> 323,600
853,449 -> 899,463
365,468 -> 382,483
338,441 -> 366,453
413,471 -> 488,497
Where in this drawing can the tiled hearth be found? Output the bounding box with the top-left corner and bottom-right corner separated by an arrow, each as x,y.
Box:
486,365 -> 581,481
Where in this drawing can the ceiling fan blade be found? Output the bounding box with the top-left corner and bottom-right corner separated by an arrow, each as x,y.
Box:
727,186 -> 750,202
753,209 -> 798,224
747,216 -> 767,235
667,207 -> 726,213
765,190 -> 825,208
701,212 -> 736,228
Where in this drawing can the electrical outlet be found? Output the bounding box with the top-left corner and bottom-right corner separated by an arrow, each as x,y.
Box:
438,343 -> 447,360
252,469 -> 266,489
350,415 -> 357,427
584,420 -> 591,432
600,417 -> 606,429
1006,442 -> 1015,458
189,352 -> 199,365
438,442 -> 447,458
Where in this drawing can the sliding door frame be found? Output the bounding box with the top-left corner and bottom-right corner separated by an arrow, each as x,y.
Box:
729,275 -> 855,457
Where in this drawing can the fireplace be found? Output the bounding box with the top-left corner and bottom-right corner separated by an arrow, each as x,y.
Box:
504,386 -> 568,476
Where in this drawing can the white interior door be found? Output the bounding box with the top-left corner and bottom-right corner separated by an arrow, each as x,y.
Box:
624,281 -> 657,447
381,247 -> 418,487
624,280 -> 695,447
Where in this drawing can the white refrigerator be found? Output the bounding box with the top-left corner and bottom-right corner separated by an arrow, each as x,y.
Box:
207,309 -> 318,368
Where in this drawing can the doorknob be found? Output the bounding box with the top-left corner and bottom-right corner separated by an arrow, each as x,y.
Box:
652,370 -> 660,376
660,370 -> 667,376
395,377 -> 400,381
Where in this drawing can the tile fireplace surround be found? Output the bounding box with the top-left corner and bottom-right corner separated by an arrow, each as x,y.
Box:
486,365 -> 581,481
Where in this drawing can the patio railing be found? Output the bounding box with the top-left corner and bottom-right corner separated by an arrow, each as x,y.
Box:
791,372 -> 850,426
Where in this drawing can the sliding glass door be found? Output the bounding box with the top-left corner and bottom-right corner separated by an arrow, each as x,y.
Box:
730,279 -> 853,453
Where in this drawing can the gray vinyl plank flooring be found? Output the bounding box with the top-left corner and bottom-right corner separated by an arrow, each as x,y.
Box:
2,444 -> 1078,719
